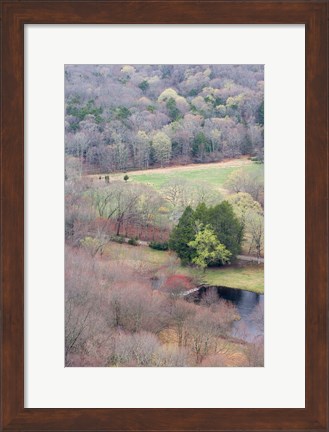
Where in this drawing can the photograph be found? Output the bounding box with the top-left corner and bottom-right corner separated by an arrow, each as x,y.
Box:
64,64 -> 264,367
2,0 -> 328,428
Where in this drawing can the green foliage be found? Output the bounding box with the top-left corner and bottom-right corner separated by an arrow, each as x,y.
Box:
188,89 -> 198,97
169,206 -> 197,265
257,100 -> 264,126
166,97 -> 181,121
240,136 -> 253,155
149,241 -> 169,251
188,225 -> 232,270
66,99 -> 103,124
111,235 -> 125,244
138,80 -> 150,92
124,174 -> 129,182
192,132 -> 210,159
170,201 -> 243,267
128,237 -> 139,246
114,106 -> 131,119
160,65 -> 172,79
215,97 -> 225,106
194,202 -> 208,221
204,201 -> 243,257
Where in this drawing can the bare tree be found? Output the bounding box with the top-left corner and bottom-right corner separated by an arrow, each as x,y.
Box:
225,167 -> 264,206
169,300 -> 196,347
244,336 -> 264,366
112,331 -> 160,366
153,345 -> 189,367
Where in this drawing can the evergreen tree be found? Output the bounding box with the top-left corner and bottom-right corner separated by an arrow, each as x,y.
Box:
166,97 -> 181,121
206,201 -> 243,258
169,206 -> 196,265
194,202 -> 208,221
171,201 -> 243,266
257,100 -> 264,126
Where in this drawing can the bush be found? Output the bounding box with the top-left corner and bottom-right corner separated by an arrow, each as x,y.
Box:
111,235 -> 125,244
149,241 -> 169,251
128,237 -> 139,246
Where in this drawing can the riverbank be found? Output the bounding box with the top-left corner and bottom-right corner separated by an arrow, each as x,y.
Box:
101,241 -> 264,294
202,266 -> 264,294
179,264 -> 264,295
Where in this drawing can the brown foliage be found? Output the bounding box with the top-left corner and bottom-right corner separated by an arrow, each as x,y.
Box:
65,246 -> 262,367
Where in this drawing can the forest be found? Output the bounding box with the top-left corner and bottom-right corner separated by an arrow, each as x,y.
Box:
65,65 -> 264,367
65,64 -> 264,173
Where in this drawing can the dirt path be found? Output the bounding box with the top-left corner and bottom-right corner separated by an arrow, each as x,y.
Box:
88,157 -> 252,179
237,255 -> 264,264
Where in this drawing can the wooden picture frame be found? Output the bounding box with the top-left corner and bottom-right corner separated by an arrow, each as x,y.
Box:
1,1 -> 328,431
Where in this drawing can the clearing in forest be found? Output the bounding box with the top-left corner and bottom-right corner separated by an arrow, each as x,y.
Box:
89,158 -> 257,192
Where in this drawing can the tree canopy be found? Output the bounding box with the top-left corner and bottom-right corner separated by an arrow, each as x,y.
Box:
169,201 -> 243,267
65,64 -> 264,172
188,225 -> 232,270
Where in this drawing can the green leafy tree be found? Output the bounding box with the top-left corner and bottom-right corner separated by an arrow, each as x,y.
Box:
166,97 -> 181,121
193,201 -> 243,259
152,132 -> 172,166
188,225 -> 232,271
114,106 -> 131,119
170,201 -> 243,265
192,132 -> 209,161
169,206 -> 196,265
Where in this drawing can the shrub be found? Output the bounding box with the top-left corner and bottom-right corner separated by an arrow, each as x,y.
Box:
149,241 -> 169,251
128,237 -> 139,246
111,235 -> 125,244
164,274 -> 193,291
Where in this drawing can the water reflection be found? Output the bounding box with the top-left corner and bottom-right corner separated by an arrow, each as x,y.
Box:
197,286 -> 264,341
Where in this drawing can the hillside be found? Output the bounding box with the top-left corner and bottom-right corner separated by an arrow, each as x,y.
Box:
65,64 -> 264,173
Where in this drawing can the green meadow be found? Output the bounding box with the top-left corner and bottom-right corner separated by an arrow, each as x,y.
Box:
128,163 -> 257,191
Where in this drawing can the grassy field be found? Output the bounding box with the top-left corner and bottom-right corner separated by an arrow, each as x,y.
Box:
102,242 -> 264,294
202,265 -> 264,294
91,158 -> 264,294
178,263 -> 264,294
90,158 -> 259,193
127,162 -> 257,192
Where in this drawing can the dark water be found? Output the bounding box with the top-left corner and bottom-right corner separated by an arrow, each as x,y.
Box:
197,286 -> 264,340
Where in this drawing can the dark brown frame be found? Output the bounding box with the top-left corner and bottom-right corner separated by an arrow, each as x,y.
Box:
1,1 -> 328,431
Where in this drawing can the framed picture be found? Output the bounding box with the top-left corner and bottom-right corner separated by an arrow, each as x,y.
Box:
1,1 -> 327,431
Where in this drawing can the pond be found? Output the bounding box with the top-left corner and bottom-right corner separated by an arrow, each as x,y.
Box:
196,285 -> 264,340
